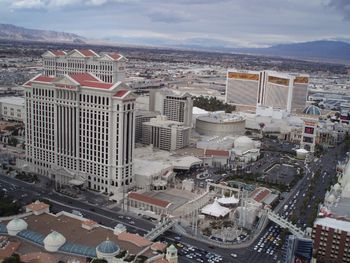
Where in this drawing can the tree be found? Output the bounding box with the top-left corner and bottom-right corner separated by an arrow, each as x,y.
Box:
3,254 -> 22,263
193,95 -> 236,113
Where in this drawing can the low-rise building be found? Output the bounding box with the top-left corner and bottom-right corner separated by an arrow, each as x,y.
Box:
127,192 -> 172,219
0,97 -> 25,121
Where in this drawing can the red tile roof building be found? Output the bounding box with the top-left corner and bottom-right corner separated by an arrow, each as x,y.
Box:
127,192 -> 171,219
23,72 -> 136,196
250,187 -> 272,203
42,49 -> 126,83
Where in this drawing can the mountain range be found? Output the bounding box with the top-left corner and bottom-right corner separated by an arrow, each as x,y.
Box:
0,24 -> 86,44
1,23 -> 349,63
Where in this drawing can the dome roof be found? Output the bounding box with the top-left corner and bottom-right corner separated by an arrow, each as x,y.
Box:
167,244 -> 177,252
44,231 -> 66,248
303,105 -> 321,115
97,239 -> 120,254
326,194 -> 336,203
6,218 -> 28,232
234,136 -> 255,151
334,183 -> 341,191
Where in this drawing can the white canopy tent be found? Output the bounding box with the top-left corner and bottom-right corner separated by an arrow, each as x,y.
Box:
201,199 -> 231,218
217,195 -> 240,206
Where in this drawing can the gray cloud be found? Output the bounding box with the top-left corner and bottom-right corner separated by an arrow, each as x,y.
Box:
328,0 -> 350,20
147,9 -> 192,23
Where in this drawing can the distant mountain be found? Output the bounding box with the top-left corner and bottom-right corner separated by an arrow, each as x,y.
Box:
0,24 -> 86,43
233,40 -> 350,62
1,24 -> 349,63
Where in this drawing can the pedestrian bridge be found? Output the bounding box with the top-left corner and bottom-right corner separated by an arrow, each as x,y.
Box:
267,210 -> 305,238
144,218 -> 176,241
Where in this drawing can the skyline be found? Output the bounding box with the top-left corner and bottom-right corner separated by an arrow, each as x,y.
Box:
0,0 -> 349,48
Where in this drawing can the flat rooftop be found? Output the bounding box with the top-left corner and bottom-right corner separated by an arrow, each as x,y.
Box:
314,217 -> 350,233
0,96 -> 25,106
197,113 -> 245,123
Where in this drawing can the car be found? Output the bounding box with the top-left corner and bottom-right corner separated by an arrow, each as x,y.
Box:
126,216 -> 131,220
230,253 -> 237,258
129,221 -> 135,225
118,215 -> 124,219
72,210 -> 83,217
174,236 -> 181,241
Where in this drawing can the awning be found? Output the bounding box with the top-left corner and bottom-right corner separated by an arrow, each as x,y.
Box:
68,179 -> 85,186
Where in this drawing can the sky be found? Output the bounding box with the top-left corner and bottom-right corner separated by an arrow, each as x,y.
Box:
0,0 -> 349,48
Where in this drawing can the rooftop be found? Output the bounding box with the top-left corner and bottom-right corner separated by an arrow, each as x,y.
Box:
128,192 -> 171,208
314,217 -> 350,232
7,213 -> 145,255
23,73 -> 122,90
144,115 -> 189,129
26,200 -> 50,212
117,232 -> 151,247
204,149 -> 230,157
250,187 -> 271,203
43,49 -> 124,61
0,96 -> 25,106
68,73 -> 113,89
197,112 -> 245,123
134,159 -> 172,177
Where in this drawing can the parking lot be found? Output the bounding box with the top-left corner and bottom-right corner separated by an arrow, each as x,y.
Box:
264,163 -> 299,185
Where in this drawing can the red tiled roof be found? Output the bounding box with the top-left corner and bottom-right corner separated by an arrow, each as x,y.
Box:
78,49 -> 98,57
21,252 -> 56,263
108,52 -> 122,60
114,89 -> 129,98
82,219 -> 97,227
69,73 -> 113,89
117,232 -> 152,247
23,75 -> 56,87
151,242 -> 167,251
26,201 -> 50,212
35,75 -> 56,82
51,50 -> 66,56
69,73 -> 100,82
128,192 -> 171,208
250,188 -> 271,203
204,149 -> 230,157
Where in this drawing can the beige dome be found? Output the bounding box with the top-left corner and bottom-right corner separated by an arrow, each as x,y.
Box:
6,218 -> 28,236
234,136 -> 255,152
44,231 -> 66,252
326,194 -> 336,203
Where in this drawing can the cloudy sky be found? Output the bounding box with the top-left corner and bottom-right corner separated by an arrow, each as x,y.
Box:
0,0 -> 349,48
